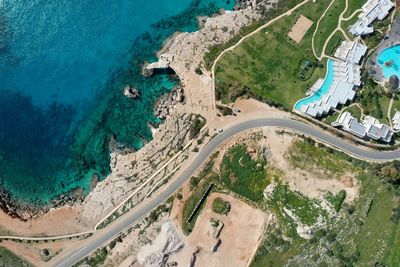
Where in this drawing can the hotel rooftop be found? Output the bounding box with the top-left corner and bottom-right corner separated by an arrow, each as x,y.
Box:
333,112 -> 393,143
299,59 -> 363,118
392,111 -> 400,131
349,0 -> 395,36
334,41 -> 368,64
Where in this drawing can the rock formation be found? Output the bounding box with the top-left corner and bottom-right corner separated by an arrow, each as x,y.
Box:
123,85 -> 140,99
154,86 -> 184,120
137,222 -> 184,267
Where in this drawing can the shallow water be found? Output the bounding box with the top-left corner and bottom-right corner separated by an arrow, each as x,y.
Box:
0,0 -> 234,205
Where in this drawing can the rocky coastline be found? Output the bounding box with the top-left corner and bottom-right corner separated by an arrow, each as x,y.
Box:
154,85 -> 185,120
0,0 -> 277,224
0,185 -> 86,221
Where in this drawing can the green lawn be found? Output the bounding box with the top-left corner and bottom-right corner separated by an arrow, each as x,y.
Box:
345,104 -> 363,120
342,0 -> 365,18
324,30 -> 346,56
313,0 -> 346,57
215,0 -> 333,109
341,0 -> 366,38
323,112 -> 339,124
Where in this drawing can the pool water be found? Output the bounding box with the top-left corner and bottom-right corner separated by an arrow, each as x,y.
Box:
377,44 -> 400,78
294,59 -> 334,110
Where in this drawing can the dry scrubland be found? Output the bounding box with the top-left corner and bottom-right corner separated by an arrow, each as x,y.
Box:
180,129 -> 400,267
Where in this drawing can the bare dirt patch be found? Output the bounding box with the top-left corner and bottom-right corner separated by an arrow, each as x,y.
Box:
170,192 -> 267,267
288,15 -> 313,44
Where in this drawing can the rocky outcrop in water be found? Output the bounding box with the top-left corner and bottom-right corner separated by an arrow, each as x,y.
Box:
123,85 -> 140,99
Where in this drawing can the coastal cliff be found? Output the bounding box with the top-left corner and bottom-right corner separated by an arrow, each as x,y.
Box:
0,0 -> 278,226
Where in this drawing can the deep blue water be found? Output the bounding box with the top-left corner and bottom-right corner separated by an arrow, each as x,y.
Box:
0,0 -> 234,205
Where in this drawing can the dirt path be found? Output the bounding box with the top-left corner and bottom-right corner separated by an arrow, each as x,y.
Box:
311,0 -> 338,59
388,95 -> 395,127
315,0 -> 350,61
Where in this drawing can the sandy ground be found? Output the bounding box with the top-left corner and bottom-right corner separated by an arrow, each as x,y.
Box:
288,15 -> 313,44
169,193 -> 268,267
0,206 -> 88,236
1,238 -> 88,267
262,128 -> 359,202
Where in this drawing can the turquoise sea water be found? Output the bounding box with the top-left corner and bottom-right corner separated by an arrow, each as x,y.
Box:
294,59 -> 334,111
377,44 -> 400,79
0,0 -> 234,205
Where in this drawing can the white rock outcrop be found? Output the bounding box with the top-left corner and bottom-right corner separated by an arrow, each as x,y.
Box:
137,222 -> 184,267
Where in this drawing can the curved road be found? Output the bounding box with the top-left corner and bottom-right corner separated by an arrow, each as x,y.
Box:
54,118 -> 400,267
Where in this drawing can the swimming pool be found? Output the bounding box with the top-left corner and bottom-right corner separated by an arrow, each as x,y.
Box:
377,44 -> 400,79
294,59 -> 335,111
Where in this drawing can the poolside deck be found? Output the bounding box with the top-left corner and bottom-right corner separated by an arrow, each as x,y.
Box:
367,16 -> 400,83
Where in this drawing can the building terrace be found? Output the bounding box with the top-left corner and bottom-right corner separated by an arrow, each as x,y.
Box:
333,112 -> 394,143
349,0 -> 395,36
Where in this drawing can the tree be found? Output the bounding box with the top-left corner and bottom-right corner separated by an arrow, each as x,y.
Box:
389,75 -> 399,93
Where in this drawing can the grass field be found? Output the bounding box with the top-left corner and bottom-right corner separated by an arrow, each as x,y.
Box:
345,104 -> 363,120
324,30 -> 346,56
313,0 -> 346,57
342,0 -> 365,18
341,0 -> 366,38
215,0 -> 333,109
0,247 -> 32,267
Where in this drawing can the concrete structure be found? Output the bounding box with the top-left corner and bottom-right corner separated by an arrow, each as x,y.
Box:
300,79 -> 356,117
333,112 -> 393,142
349,0 -> 395,36
333,60 -> 362,86
299,59 -> 361,117
334,41 -> 368,64
392,111 -> 400,130
332,112 -> 367,138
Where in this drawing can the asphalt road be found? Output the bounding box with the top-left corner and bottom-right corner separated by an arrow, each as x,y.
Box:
53,118 -> 400,267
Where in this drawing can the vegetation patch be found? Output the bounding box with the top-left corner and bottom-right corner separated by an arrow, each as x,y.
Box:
189,114 -> 206,139
182,161 -> 217,235
220,144 -> 270,203
268,183 -> 326,226
357,76 -> 387,119
212,197 -> 231,215
324,190 -> 346,212
295,57 -> 316,81
252,139 -> 400,267
286,139 -> 356,177
0,247 -> 32,267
